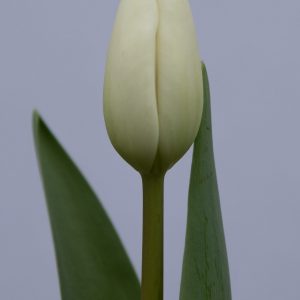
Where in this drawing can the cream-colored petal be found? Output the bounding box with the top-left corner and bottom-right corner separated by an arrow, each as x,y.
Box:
156,0 -> 203,170
104,0 -> 160,173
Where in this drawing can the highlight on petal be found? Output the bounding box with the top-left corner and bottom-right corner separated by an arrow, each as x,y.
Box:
103,0 -> 160,173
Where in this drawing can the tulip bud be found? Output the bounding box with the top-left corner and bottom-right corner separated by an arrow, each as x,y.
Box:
103,0 -> 203,175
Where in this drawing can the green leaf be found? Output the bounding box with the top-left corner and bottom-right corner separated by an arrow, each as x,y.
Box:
33,112 -> 140,300
180,64 -> 231,300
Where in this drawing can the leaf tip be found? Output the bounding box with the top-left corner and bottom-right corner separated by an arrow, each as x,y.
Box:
32,110 -> 46,150
201,62 -> 208,81
32,110 -> 41,129
201,61 -> 207,72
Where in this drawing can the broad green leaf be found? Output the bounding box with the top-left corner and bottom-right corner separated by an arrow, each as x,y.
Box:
33,113 -> 140,300
180,64 -> 231,300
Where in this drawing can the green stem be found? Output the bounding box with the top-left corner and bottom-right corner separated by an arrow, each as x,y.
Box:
141,173 -> 164,300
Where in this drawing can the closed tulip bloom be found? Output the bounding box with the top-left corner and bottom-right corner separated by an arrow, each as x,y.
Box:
104,0 -> 203,175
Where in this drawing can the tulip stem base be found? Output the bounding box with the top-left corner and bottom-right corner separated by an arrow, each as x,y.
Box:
141,173 -> 164,300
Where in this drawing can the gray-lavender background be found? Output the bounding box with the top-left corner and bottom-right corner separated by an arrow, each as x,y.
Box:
1,0 -> 299,299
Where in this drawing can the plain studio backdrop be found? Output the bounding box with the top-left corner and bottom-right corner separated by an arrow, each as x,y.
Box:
0,0 -> 299,299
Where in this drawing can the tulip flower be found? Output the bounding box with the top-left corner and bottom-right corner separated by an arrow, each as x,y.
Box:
103,1 -> 204,299
104,0 -> 203,175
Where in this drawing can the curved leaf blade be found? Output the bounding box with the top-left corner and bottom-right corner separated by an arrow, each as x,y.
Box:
33,112 -> 140,300
180,64 -> 231,300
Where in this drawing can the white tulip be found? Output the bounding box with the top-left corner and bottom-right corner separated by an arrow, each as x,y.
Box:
104,0 -> 203,175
